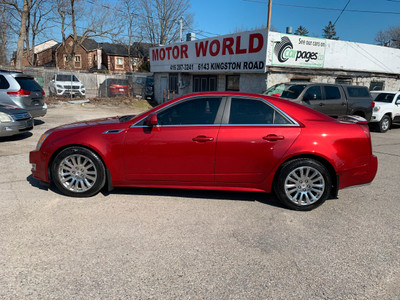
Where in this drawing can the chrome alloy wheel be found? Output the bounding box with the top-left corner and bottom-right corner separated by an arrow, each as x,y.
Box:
58,154 -> 98,193
381,118 -> 390,132
284,166 -> 325,206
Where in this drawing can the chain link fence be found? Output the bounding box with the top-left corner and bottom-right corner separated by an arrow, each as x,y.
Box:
0,66 -> 153,100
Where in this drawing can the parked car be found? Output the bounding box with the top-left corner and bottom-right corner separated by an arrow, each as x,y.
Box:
370,91 -> 400,132
98,78 -> 131,97
48,74 -> 86,97
0,70 -> 47,118
0,104 -> 33,137
30,92 -> 377,211
132,76 -> 154,99
264,82 -> 374,121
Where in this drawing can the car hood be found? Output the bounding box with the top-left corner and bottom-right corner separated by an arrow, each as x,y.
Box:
373,101 -> 392,107
56,81 -> 84,86
48,116 -> 126,132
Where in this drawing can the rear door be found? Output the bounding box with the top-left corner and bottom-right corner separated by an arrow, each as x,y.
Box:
302,85 -> 347,117
215,96 -> 301,185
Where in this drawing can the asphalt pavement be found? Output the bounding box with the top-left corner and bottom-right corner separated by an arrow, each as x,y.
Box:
0,102 -> 399,299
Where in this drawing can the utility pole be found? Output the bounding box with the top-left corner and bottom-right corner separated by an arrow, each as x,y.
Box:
267,0 -> 272,31
179,17 -> 183,42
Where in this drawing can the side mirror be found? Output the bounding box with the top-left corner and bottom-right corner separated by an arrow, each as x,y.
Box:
396,99 -> 400,105
145,113 -> 158,126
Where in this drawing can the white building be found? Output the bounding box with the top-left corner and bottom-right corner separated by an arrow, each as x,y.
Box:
150,29 -> 400,104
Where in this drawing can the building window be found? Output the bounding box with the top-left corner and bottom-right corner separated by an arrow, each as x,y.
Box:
74,55 -> 81,68
226,75 -> 240,91
336,77 -> 352,85
193,75 -> 217,92
169,73 -> 178,93
370,81 -> 384,91
115,57 -> 124,69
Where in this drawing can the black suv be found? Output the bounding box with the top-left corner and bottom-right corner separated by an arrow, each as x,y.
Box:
264,82 -> 373,121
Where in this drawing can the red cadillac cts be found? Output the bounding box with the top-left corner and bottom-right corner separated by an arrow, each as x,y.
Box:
29,92 -> 378,210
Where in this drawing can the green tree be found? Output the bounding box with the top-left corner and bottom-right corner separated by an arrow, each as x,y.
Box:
322,21 -> 339,40
294,25 -> 309,36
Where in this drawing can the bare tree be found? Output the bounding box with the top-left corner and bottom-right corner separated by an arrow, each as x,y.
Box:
375,26 -> 400,48
0,3 -> 10,65
25,0 -> 53,66
56,0 -> 122,70
139,0 -> 193,45
2,0 -> 32,70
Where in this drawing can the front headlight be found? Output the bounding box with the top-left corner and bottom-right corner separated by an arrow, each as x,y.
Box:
36,132 -> 51,150
373,106 -> 380,112
0,112 -> 13,123
56,84 -> 63,88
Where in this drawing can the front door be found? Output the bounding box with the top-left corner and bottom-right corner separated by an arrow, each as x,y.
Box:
124,96 -> 223,184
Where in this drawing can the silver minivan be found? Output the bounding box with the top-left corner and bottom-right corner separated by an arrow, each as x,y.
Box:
0,70 -> 47,118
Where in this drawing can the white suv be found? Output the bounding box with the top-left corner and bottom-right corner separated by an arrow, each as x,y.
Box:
370,91 -> 400,132
49,74 -> 85,97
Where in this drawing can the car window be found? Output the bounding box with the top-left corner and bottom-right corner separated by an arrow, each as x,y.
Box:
157,97 -> 222,125
281,84 -> 307,99
347,87 -> 369,97
324,86 -> 341,100
0,75 -> 10,89
229,98 -> 292,125
303,86 -> 322,100
14,77 -> 42,92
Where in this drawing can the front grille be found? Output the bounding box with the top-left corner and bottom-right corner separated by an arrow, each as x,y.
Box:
12,112 -> 31,121
63,85 -> 80,90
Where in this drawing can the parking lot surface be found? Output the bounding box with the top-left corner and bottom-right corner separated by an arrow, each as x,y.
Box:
0,102 -> 399,299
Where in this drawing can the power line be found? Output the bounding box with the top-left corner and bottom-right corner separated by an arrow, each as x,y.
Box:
243,0 -> 400,15
333,0 -> 351,25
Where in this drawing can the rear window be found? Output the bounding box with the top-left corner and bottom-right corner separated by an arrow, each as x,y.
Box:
347,87 -> 370,98
108,79 -> 129,85
15,77 -> 42,92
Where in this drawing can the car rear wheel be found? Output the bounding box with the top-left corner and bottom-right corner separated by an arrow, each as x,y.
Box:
51,147 -> 106,197
274,158 -> 332,211
378,115 -> 391,133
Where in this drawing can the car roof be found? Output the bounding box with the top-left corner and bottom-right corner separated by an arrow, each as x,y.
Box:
370,90 -> 398,94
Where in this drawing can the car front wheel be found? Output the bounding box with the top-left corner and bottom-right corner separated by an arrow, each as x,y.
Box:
51,147 -> 106,197
378,115 -> 391,133
274,158 -> 332,211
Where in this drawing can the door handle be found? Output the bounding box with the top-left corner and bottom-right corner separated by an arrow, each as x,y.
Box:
263,134 -> 285,141
192,135 -> 214,142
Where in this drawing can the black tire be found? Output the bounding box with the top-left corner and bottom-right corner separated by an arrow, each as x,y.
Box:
274,158 -> 332,211
378,115 -> 391,133
51,147 -> 106,197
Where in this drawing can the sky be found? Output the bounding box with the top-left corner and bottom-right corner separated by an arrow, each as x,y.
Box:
189,0 -> 400,45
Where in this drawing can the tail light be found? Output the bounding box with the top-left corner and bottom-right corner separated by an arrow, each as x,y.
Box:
371,101 -> 375,108
41,90 -> 45,95
7,89 -> 31,96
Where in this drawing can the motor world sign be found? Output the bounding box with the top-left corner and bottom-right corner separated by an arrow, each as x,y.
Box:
272,34 -> 326,68
150,29 -> 268,73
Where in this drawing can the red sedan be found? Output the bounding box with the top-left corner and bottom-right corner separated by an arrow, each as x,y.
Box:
29,92 -> 377,210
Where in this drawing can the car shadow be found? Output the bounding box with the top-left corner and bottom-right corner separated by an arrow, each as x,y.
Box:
103,187 -> 286,209
27,174 -> 50,191
0,131 -> 33,142
34,119 -> 45,126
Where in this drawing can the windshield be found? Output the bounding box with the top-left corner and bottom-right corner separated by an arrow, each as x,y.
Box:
56,74 -> 79,82
264,83 -> 307,99
108,79 -> 129,85
372,93 -> 395,103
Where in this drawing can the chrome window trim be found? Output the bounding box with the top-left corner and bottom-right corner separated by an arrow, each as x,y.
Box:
130,95 -> 300,128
